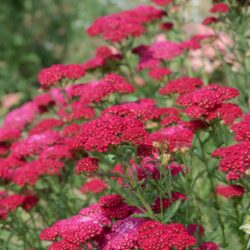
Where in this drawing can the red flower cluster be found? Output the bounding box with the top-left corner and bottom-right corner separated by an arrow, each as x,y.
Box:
75,157 -> 99,174
3,102 -> 38,130
80,178 -> 107,194
231,112 -> 250,141
151,0 -> 172,6
41,194 -> 215,249
72,113 -> 148,152
103,98 -> 164,121
101,217 -> 145,250
40,195 -> 137,248
1,1 -> 248,248
151,125 -> 194,152
202,17 -> 219,25
212,141 -> 250,180
175,84 -> 240,122
206,103 -> 242,125
28,118 -> 63,135
215,184 -> 245,198
0,128 -> 20,142
38,64 -> 85,88
70,73 -> 134,104
148,67 -> 172,80
40,211 -> 111,249
82,46 -> 121,71
87,5 -> 164,42
133,41 -> 183,70
210,3 -> 229,13
137,221 -> 196,249
0,191 -> 38,219
160,76 -> 203,95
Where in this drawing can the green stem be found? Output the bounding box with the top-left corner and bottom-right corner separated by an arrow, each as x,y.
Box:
197,134 -> 227,246
233,199 -> 246,247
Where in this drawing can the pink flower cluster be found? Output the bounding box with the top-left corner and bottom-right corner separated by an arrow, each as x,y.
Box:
40,195 -> 218,250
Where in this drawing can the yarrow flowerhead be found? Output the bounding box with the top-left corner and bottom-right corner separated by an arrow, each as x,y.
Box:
80,178 -> 107,194
210,3 -> 229,13
151,125 -> 194,152
212,141 -> 250,180
101,217 -> 145,250
38,64 -> 85,88
231,112 -> 250,141
75,157 -> 99,174
137,221 -> 197,249
151,0 -> 172,6
160,76 -> 203,95
199,241 -> 219,250
215,184 -> 245,198
71,113 -> 148,152
70,73 -> 134,104
202,17 -> 219,25
176,84 -> 239,121
148,67 -> 172,80
87,6 -> 164,42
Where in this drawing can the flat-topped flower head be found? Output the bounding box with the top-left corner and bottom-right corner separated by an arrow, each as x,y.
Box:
72,113 -> 148,152
70,73 -> 134,104
202,17 -> 219,25
40,213 -> 110,247
215,184 -> 245,198
138,221 -> 196,250
102,99 -> 162,121
38,64 -> 85,88
210,3 -> 229,13
75,157 -> 99,174
148,67 -> 172,80
87,6 -> 164,42
160,76 -> 203,95
99,194 -> 123,207
11,130 -> 61,158
149,41 -> 183,61
151,125 -> 194,152
28,118 -> 63,135
212,141 -> 250,180
151,0 -> 172,6
0,128 -> 21,142
231,112 -> 250,141
102,217 -> 145,250
206,103 -> 242,125
177,84 -> 239,120
80,178 -> 107,194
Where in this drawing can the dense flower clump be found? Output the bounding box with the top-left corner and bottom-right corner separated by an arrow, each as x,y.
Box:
38,64 -> 85,88
0,0 -> 249,249
215,185 -> 245,198
87,5 -> 164,42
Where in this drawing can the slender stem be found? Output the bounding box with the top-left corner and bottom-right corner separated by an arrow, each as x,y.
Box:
197,134 -> 227,246
233,199 -> 246,246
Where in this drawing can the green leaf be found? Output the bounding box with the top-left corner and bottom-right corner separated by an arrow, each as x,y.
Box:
162,199 -> 182,223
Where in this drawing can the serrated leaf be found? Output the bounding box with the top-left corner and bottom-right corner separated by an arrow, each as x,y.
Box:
162,199 -> 181,223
